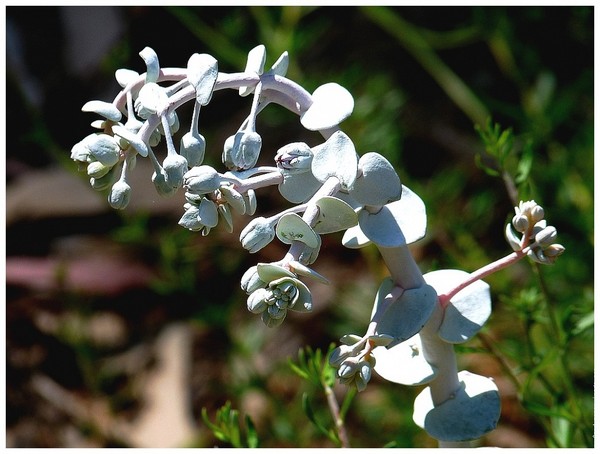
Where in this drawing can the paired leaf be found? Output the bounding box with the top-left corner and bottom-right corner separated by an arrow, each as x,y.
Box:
300,83 -> 354,130
424,269 -> 491,343
412,370 -> 500,442
311,131 -> 358,190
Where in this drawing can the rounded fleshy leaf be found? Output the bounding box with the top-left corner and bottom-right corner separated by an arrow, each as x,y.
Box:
311,131 -> 358,190
288,260 -> 330,284
413,370 -> 501,442
220,185 -> 246,215
424,269 -> 491,344
115,68 -> 139,88
245,189 -> 257,216
112,126 -> 148,158
278,172 -> 322,204
312,196 -> 358,234
239,44 -> 266,96
372,334 -> 438,386
218,204 -> 234,233
285,278 -> 313,313
197,198 -> 219,228
341,223 -> 372,249
350,152 -> 401,206
300,83 -> 354,130
256,263 -> 295,282
139,46 -> 160,83
371,278 -> 437,347
357,185 -> 426,247
276,213 -> 319,248
82,100 -> 122,122
268,51 -> 289,77
187,53 -> 219,105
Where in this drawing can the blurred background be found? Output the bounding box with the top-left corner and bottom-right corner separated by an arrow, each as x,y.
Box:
5,6 -> 594,448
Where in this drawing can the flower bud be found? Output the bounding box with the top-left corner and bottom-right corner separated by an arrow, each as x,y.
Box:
261,310 -> 286,328
241,266 -> 267,294
108,180 -> 131,210
222,130 -> 262,170
179,131 -> 206,167
512,214 -> 529,233
163,153 -> 188,189
240,217 -> 275,253
247,288 -> 269,314
534,226 -> 557,248
72,133 -> 121,167
544,243 -> 565,258
275,142 -> 313,174
135,82 -> 168,118
329,344 -> 354,368
338,358 -> 359,379
184,165 -> 221,194
152,170 -> 177,197
178,205 -> 203,231
87,161 -> 111,179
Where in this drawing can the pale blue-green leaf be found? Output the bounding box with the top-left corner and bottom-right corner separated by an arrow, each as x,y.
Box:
311,131 -> 358,189
278,172 -> 322,204
220,185 -> 246,215
276,213 -> 319,248
371,278 -> 437,347
187,53 -> 218,105
372,334 -> 438,386
198,198 -> 219,228
268,51 -> 289,77
139,46 -> 160,83
350,152 -> 401,206
288,260 -> 330,284
357,185 -> 426,247
341,224 -> 372,249
424,269 -> 491,344
115,68 -> 139,88
239,44 -> 266,96
413,370 -> 500,442
256,263 -> 295,282
82,100 -> 122,122
288,278 -> 313,312
313,196 -> 358,234
112,125 -> 149,157
300,83 -> 354,130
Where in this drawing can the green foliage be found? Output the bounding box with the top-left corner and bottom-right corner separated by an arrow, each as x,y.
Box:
201,401 -> 259,448
289,344 -> 356,447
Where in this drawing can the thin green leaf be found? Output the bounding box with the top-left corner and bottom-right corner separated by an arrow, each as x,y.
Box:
302,393 -> 331,438
245,415 -> 259,448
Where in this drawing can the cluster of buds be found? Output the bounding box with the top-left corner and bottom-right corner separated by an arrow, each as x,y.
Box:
505,200 -> 565,264
329,334 -> 393,391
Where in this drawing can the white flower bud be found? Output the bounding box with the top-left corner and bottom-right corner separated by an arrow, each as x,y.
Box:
178,205 -> 203,231
152,170 -> 177,197
87,161 -> 111,179
247,288 -> 269,314
108,180 -> 131,210
329,344 -> 354,368
240,217 -> 275,253
534,226 -> 557,248
184,165 -> 221,194
135,82 -> 168,118
241,266 -> 267,294
512,214 -> 529,233
544,243 -> 565,258
72,133 -> 121,167
179,131 -> 206,167
222,130 -> 262,170
163,153 -> 188,189
275,142 -> 313,174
